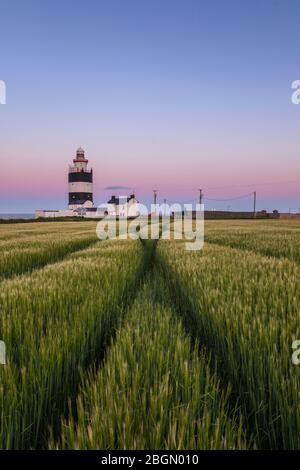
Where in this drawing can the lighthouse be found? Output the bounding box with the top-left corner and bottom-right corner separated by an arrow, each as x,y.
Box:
68,147 -> 93,209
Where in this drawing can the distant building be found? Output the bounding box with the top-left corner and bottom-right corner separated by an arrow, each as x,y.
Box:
106,194 -> 139,217
35,209 -> 75,218
68,147 -> 93,209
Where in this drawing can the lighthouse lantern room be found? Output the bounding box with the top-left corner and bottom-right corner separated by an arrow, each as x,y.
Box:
68,147 -> 93,209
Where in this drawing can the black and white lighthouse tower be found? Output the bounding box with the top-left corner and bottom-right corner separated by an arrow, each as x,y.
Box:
68,147 -> 93,209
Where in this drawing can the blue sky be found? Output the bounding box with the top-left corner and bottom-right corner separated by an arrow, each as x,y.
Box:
0,0 -> 300,212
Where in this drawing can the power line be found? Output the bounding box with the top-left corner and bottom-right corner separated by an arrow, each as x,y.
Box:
148,179 -> 300,193
164,198 -> 198,205
156,191 -> 255,204
202,179 -> 300,191
204,192 -> 254,202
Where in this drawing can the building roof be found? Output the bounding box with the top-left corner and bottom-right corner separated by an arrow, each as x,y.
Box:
107,194 -> 136,205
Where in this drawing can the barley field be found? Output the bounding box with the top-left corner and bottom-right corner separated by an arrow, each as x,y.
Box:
0,219 -> 300,449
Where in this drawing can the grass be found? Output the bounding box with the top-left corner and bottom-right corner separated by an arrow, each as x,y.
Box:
204,219 -> 300,263
0,237 -> 150,448
52,278 -> 245,450
0,222 -> 101,279
0,219 -> 300,449
157,238 -> 300,448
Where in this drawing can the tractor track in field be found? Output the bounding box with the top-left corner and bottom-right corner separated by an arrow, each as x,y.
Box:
0,238 -> 157,449
46,239 -> 157,450
3,221 -> 300,449
53,272 -> 246,450
154,250 -> 256,449
62,239 -> 251,449
155,241 -> 300,448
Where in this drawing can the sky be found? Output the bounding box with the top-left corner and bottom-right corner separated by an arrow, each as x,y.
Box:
0,0 -> 300,213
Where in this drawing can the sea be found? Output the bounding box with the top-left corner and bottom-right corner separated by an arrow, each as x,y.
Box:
0,214 -> 35,220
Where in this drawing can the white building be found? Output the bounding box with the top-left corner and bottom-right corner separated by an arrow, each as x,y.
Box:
106,194 -> 140,218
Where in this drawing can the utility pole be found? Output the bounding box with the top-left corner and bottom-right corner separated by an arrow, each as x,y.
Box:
198,188 -> 203,205
153,190 -> 157,205
253,191 -> 256,215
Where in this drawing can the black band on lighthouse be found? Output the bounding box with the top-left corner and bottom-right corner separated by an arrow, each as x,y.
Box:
68,192 -> 93,204
68,172 -> 93,183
